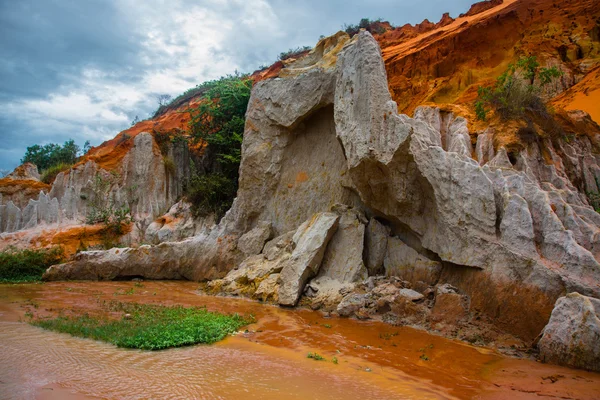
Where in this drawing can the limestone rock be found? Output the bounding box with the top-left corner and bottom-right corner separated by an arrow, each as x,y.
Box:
364,218 -> 390,275
43,226 -> 242,282
6,163 -> 40,181
317,206 -> 367,283
397,288 -> 424,302
254,273 -> 280,302
337,293 -> 368,317
263,231 -> 295,261
145,201 -> 211,245
538,293 -> 600,372
277,212 -> 339,306
237,221 -> 272,256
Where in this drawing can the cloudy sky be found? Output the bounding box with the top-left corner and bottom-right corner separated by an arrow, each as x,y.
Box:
0,0 -> 475,172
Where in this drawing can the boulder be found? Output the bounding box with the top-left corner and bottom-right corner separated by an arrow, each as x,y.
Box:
237,221 -> 272,256
254,273 -> 280,302
538,293 -> 600,372
277,212 -> 339,306
316,206 -> 367,283
337,293 -> 369,317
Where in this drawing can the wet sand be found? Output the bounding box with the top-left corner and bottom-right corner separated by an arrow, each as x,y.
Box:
1,281 -> 598,399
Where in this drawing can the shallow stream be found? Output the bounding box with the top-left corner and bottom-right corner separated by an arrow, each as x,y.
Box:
1,281 -> 598,399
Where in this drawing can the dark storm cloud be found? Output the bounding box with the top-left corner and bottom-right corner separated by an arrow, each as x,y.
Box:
0,0 -> 475,171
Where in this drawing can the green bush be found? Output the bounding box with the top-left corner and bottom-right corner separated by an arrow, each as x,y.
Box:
0,247 -> 64,282
40,162 -> 73,184
22,139 -> 80,172
187,173 -> 237,219
343,18 -> 388,36
278,46 -> 312,61
474,56 -> 562,121
32,301 -> 251,350
186,74 -> 252,220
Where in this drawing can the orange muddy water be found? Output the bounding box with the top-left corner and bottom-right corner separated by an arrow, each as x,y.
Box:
0,281 -> 598,400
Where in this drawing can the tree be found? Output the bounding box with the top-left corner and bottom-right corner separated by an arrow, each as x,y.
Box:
21,139 -> 80,171
157,94 -> 172,107
186,74 -> 252,218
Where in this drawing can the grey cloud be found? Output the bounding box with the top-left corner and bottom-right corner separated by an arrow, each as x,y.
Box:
0,0 -> 476,171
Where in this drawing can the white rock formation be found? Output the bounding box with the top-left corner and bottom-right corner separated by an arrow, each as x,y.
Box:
43,31 -> 600,367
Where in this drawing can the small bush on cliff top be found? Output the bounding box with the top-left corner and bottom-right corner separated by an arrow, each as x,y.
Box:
0,246 -> 64,283
474,56 -> 562,121
279,46 -> 312,61
32,301 -> 252,350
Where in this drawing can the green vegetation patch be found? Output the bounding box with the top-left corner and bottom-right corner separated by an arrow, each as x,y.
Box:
32,301 -> 252,350
0,247 -> 64,283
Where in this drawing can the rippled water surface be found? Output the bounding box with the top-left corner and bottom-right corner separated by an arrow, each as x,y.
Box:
1,281 -> 598,400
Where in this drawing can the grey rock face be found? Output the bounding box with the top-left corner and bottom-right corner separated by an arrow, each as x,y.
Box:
237,221 -> 272,257
277,212 -> 339,306
364,218 -> 390,275
1,132 -> 193,236
538,293 -> 600,372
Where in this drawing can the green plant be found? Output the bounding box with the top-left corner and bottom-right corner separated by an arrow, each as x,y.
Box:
162,156 -> 176,176
0,246 -> 64,282
587,191 -> 600,213
342,18 -> 388,36
187,173 -> 237,219
474,56 -> 563,121
21,139 -> 80,172
278,46 -> 312,61
186,74 -> 252,219
40,162 -> 73,184
332,356 -> 338,364
307,352 -> 325,361
32,301 -> 252,350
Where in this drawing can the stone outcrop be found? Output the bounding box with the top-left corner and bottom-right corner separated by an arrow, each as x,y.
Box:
42,29 -> 600,369
0,132 -> 194,239
538,293 -> 600,372
277,212 -> 339,306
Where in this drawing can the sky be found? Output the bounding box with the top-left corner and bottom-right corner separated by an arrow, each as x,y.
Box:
0,0 -> 475,172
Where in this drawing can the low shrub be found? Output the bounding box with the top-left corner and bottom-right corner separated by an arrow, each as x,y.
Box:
187,173 -> 237,219
474,56 -> 562,122
40,162 -> 73,184
32,301 -> 252,350
278,46 -> 312,61
0,247 -> 64,282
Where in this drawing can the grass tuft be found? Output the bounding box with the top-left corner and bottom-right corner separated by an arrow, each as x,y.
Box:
31,301 -> 252,350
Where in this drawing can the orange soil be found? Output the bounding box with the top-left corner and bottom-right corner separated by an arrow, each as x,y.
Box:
0,223 -> 132,259
0,178 -> 52,208
552,66 -> 600,124
376,0 -> 600,117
